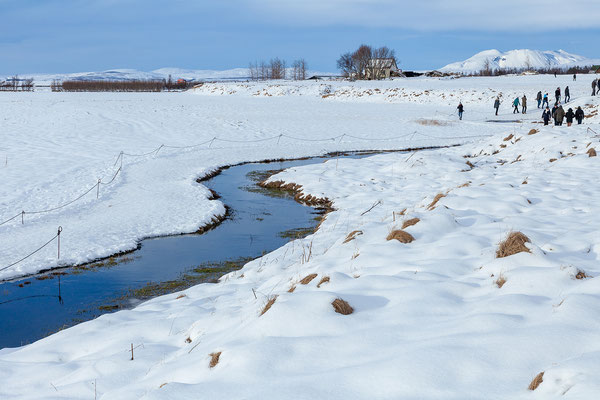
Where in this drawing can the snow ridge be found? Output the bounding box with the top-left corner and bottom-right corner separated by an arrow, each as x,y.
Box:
440,49 -> 596,73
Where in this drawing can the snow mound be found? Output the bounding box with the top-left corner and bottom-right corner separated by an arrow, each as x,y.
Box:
440,49 -> 596,73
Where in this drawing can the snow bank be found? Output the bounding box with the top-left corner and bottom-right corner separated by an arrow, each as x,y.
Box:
2,108 -> 600,398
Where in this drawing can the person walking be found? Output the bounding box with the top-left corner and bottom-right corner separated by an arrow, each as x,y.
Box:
494,97 -> 501,116
573,73 -> 577,81
513,97 -> 520,113
521,95 -> 527,114
575,106 -> 584,124
457,102 -> 464,120
565,108 -> 575,126
564,86 -> 570,103
551,104 -> 558,124
542,93 -> 549,108
542,106 -> 552,126
555,87 -> 561,104
593,79 -> 597,96
536,91 -> 542,108
555,105 -> 565,126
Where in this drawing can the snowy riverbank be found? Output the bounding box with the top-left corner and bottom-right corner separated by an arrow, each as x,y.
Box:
1,74 -> 600,398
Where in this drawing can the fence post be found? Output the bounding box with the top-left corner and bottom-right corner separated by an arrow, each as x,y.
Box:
21,210 -> 24,224
97,179 -> 101,199
57,226 -> 62,259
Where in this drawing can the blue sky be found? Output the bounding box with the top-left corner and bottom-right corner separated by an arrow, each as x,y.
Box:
1,0 -> 599,74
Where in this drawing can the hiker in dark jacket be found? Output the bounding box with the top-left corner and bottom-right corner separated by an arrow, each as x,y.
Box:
555,87 -> 561,104
494,97 -> 501,115
573,73 -> 577,81
565,108 -> 575,126
542,107 -> 552,126
521,95 -> 527,114
551,104 -> 558,124
593,79 -> 597,96
536,91 -> 542,108
575,106 -> 584,124
457,102 -> 464,120
513,97 -> 520,113
565,86 -> 570,103
555,105 -> 565,126
542,93 -> 549,108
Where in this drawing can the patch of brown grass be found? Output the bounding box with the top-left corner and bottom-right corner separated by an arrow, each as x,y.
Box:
496,231 -> 531,258
466,160 -> 475,168
176,294 -> 186,299
260,295 -> 278,316
549,158 -> 557,162
288,285 -> 296,293
576,270 -> 589,279
458,182 -> 471,188
415,118 -> 450,126
343,230 -> 363,244
503,133 -> 514,141
332,298 -> 354,315
528,129 -> 539,135
397,208 -> 407,216
317,276 -> 330,288
300,273 -> 318,285
495,274 -> 507,288
587,148 -> 597,157
401,218 -> 420,229
427,193 -> 446,210
209,352 -> 221,368
522,180 -> 528,185
528,372 -> 544,391
386,229 -> 415,243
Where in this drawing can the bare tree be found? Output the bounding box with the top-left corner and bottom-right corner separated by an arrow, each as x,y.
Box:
269,58 -> 286,79
291,59 -> 308,80
368,46 -> 396,80
352,45 -> 372,80
336,52 -> 356,79
482,59 -> 492,76
249,62 -> 259,81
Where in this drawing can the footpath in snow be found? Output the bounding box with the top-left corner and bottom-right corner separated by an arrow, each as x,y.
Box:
1,74 -> 600,398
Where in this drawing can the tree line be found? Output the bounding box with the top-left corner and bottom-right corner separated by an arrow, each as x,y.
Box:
0,76 -> 34,91
248,58 -> 308,81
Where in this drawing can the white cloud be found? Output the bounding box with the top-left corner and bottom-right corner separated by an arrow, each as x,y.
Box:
244,0 -> 600,31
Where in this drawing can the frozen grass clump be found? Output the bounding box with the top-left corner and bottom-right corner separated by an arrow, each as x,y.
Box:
496,231 -> 530,258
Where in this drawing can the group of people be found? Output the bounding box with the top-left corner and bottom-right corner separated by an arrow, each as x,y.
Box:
541,104 -> 584,126
484,80 -> 595,126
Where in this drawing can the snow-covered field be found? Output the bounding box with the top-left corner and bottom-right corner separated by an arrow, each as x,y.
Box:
1,74 -> 600,398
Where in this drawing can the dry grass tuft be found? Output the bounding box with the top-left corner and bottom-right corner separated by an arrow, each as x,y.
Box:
415,118 -> 449,126
466,160 -> 475,169
576,270 -> 589,280
427,193 -> 446,210
401,218 -> 420,229
386,229 -> 415,243
209,352 -> 222,368
458,182 -> 471,188
495,274 -> 507,288
587,148 -> 597,157
528,372 -> 544,391
288,285 -> 296,293
528,129 -> 539,135
300,273 -> 318,285
549,158 -> 557,163
522,180 -> 528,185
159,383 -> 168,389
176,294 -> 186,299
398,208 -> 407,216
332,298 -> 354,315
317,276 -> 330,288
496,231 -> 531,258
260,295 -> 278,316
343,230 -> 363,244
503,133 -> 514,141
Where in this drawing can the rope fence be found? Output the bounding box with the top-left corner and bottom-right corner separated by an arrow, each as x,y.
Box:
0,130 -> 493,274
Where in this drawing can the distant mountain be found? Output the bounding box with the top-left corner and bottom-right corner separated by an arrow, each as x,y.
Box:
7,67 -> 335,84
440,49 -> 598,73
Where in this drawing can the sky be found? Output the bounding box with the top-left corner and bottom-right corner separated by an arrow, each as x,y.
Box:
1,0 -> 600,75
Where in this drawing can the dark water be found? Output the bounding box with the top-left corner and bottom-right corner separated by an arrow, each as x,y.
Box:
0,156 -> 346,349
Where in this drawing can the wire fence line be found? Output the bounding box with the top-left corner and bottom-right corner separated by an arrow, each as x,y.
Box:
0,130 -> 492,274
0,131 -> 491,230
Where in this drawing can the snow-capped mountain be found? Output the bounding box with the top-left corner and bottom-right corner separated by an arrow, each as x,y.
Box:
440,49 -> 597,73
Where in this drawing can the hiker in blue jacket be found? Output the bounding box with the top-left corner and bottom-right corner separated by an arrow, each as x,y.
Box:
513,97 -> 520,114
542,93 -> 549,108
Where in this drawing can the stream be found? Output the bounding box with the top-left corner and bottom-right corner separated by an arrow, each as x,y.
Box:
0,155 -> 361,349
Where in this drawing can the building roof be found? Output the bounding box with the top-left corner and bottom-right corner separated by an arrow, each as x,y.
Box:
367,58 -> 399,71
